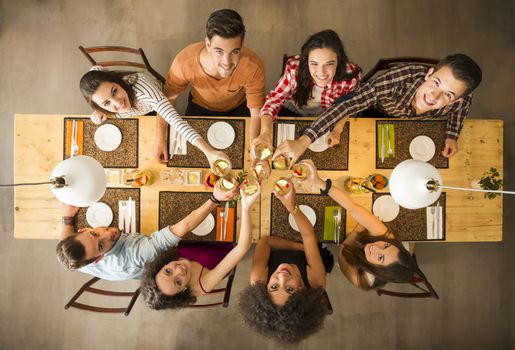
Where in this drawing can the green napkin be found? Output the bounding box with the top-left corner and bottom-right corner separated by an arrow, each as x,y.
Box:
377,123 -> 395,158
324,206 -> 341,241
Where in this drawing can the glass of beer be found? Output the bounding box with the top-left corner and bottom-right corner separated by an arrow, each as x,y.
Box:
252,161 -> 270,181
123,169 -> 152,187
254,143 -> 272,161
344,177 -> 373,194
212,159 -> 232,177
274,177 -> 291,195
272,153 -> 291,170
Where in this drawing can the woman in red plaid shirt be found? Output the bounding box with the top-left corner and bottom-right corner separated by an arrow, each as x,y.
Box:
251,30 -> 361,158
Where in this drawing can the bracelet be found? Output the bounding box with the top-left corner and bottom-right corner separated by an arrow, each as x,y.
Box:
62,216 -> 75,226
320,179 -> 332,196
208,194 -> 221,205
289,204 -> 300,214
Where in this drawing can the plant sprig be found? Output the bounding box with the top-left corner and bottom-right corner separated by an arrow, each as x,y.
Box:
479,167 -> 503,199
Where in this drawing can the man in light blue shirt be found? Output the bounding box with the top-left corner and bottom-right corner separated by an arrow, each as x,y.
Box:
56,186 -> 236,281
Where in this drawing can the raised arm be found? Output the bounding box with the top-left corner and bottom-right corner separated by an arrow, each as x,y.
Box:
274,179 -> 326,289
201,185 -> 261,292
60,204 -> 79,240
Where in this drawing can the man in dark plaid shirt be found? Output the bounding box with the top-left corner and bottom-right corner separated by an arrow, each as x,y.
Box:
274,53 -> 482,162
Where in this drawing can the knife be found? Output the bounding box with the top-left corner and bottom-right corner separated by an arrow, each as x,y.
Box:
336,208 -> 342,245
223,201 -> 229,241
435,201 -> 440,239
126,197 -> 132,234
381,124 -> 385,163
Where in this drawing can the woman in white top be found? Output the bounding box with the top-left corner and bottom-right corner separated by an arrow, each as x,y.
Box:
79,68 -> 229,167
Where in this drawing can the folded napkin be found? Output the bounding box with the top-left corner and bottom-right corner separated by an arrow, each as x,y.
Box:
65,120 -> 84,158
118,199 -> 137,233
169,128 -> 188,157
426,205 -> 442,239
277,123 -> 296,145
216,207 -> 235,242
323,206 -> 341,241
376,123 -> 395,158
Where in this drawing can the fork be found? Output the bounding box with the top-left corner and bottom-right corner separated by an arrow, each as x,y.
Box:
386,125 -> 393,157
175,133 -> 183,154
70,120 -> 79,157
332,209 -> 339,243
219,208 -> 226,241
430,206 -> 436,239
118,201 -> 126,233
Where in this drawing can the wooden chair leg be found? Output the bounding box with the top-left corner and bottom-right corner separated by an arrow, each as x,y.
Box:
64,276 -> 100,310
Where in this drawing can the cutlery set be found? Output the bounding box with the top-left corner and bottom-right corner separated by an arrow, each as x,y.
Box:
169,129 -> 187,159
426,202 -> 443,239
218,202 -> 230,241
118,198 -> 136,233
379,123 -> 394,163
332,208 -> 342,244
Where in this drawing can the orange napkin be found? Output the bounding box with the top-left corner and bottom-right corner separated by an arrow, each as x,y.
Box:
216,207 -> 235,242
65,120 -> 84,158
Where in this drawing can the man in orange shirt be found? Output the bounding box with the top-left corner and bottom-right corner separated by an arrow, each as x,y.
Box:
154,9 -> 265,162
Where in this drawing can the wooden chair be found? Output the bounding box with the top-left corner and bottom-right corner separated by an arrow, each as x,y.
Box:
78,45 -> 165,85
358,56 -> 439,118
64,276 -> 140,316
375,254 -> 439,299
186,266 -> 237,308
281,54 -> 296,75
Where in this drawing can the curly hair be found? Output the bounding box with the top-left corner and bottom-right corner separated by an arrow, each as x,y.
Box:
56,233 -> 96,270
294,29 -> 361,108
238,283 -> 329,344
140,246 -> 197,310
79,69 -> 137,116
341,232 -> 416,290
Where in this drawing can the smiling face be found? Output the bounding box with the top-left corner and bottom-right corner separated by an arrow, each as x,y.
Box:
204,35 -> 242,79
155,259 -> 192,296
74,227 -> 120,261
412,66 -> 468,115
363,241 -> 400,266
308,48 -> 338,87
91,82 -> 131,113
267,263 -> 305,306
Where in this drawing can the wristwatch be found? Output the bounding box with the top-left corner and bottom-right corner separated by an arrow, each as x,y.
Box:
62,216 -> 75,226
320,179 -> 332,196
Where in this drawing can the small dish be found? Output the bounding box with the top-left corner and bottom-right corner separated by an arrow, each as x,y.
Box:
372,195 -> 400,222
308,132 -> 330,152
86,202 -> 113,227
207,122 -> 235,149
409,135 -> 435,162
184,170 -> 202,185
288,205 -> 317,231
192,213 -> 215,236
94,124 -> 122,152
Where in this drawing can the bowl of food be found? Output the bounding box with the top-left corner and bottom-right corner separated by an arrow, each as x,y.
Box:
368,174 -> 389,190
204,171 -> 220,189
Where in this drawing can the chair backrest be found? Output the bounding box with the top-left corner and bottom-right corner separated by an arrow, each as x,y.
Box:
375,254 -> 439,299
281,54 -> 297,76
78,45 -> 165,84
64,276 -> 140,316
361,56 -> 439,84
185,265 -> 237,308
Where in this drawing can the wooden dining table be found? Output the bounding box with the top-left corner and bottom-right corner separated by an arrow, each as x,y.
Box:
13,114 -> 503,242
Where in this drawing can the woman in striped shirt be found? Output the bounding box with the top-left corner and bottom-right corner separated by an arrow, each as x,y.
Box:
79,68 -> 229,167
251,30 -> 361,160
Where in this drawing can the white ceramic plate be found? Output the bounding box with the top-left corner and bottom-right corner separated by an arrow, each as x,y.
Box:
409,135 -> 435,162
207,122 -> 235,149
308,132 -> 330,153
372,195 -> 400,222
86,202 -> 113,227
192,213 -> 215,236
288,205 -> 317,231
94,124 -> 122,152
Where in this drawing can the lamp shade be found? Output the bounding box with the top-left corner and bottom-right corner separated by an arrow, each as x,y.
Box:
389,159 -> 442,209
49,155 -> 106,207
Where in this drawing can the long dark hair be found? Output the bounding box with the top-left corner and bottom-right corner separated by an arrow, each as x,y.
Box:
79,70 -> 137,116
294,29 -> 360,107
140,246 -> 197,310
341,232 -> 416,290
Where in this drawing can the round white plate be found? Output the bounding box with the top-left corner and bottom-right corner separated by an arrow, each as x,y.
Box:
288,205 -> 317,231
409,135 -> 435,162
94,124 -> 122,152
308,132 -> 330,153
207,122 -> 235,149
372,195 -> 400,222
192,213 -> 215,236
86,202 -> 113,227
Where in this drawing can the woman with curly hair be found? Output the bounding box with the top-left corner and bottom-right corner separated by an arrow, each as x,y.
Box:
251,29 -> 361,159
79,67 -> 229,167
140,185 -> 260,310
238,178 -> 330,344
299,160 -> 418,290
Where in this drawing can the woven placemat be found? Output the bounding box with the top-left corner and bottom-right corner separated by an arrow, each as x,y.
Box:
63,117 -> 139,168
75,188 -> 141,231
159,191 -> 237,242
167,118 -> 245,169
270,194 -> 346,243
273,120 -> 349,170
372,192 -> 446,241
375,120 -> 448,169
